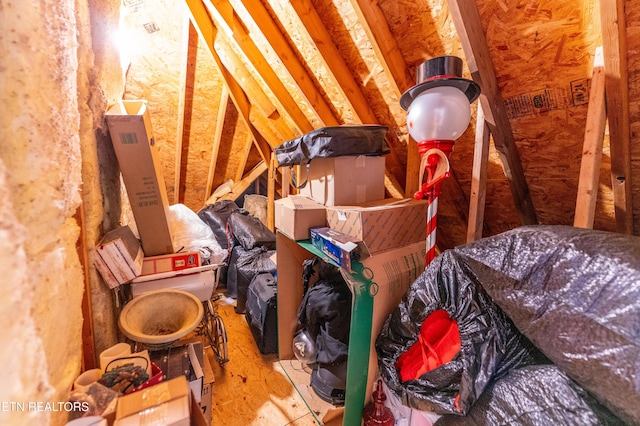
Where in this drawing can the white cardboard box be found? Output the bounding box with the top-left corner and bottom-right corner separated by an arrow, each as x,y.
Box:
95,225 -> 144,288
299,155 -> 385,206
105,100 -> 174,256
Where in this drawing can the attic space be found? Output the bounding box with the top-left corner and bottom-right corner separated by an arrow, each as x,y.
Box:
1,0 -> 639,425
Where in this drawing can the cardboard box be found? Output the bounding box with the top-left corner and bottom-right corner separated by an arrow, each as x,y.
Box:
276,233 -> 425,423
199,351 -> 215,425
299,155 -> 385,206
130,269 -> 216,302
141,252 -> 201,276
95,225 -> 144,288
326,198 -> 428,255
114,376 -> 190,426
105,100 -> 174,256
274,195 -> 326,240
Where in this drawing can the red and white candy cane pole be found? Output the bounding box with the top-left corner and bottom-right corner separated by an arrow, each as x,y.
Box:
413,141 -> 453,266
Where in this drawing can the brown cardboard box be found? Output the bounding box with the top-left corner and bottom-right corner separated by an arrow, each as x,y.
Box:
95,225 -> 144,288
299,155 -> 385,206
199,354 -> 214,425
274,195 -> 326,240
276,233 -> 425,423
105,100 -> 174,256
114,376 -> 190,426
326,198 -> 428,255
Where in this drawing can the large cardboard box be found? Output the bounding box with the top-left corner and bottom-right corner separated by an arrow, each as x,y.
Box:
95,225 -> 144,288
276,232 -> 425,423
326,198 -> 428,255
199,352 -> 215,425
274,195 -> 326,240
105,100 -> 174,256
299,155 -> 385,206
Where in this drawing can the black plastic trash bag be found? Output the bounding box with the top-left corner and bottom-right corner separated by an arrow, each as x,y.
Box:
226,246 -> 276,314
297,257 -> 352,366
454,225 -> 640,425
274,125 -> 389,168
376,250 -> 546,416
197,200 -> 240,250
227,210 -> 276,251
434,364 -> 622,426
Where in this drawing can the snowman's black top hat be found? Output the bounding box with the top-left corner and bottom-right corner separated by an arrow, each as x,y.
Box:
400,55 -> 481,110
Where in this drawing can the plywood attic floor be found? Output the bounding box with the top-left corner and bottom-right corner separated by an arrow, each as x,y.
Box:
204,293 -> 321,426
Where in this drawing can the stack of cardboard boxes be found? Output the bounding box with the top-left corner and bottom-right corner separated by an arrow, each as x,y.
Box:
96,100 -> 217,303
274,153 -> 428,422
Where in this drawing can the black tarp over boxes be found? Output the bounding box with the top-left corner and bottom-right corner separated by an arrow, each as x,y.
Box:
106,100 -> 174,256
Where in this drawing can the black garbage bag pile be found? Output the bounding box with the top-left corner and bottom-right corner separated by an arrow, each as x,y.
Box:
378,225 -> 638,424
225,210 -> 276,311
452,225 -> 640,424
434,364 -> 622,426
376,250 -> 547,416
198,201 -> 277,306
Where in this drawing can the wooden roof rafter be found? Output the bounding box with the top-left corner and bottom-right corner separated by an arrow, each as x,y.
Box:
447,0 -> 538,226
174,15 -> 199,204
202,0 -> 314,135
231,0 -> 340,128
284,0 -> 405,196
204,85 -> 229,203
599,0 -> 633,234
185,0 -> 277,203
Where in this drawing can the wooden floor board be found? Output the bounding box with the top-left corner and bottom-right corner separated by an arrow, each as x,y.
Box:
205,294 -> 319,425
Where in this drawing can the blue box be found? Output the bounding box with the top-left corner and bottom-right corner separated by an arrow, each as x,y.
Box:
309,227 -> 365,272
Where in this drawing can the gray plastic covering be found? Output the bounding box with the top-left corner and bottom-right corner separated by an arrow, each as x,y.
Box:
376,250 -> 547,416
434,364 -> 621,426
453,225 -> 640,424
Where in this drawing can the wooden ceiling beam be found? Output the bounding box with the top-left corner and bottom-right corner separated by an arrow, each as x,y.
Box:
175,16 -> 199,204
204,85 -> 229,204
574,47 -> 606,230
467,103 -> 491,242
599,0 -> 633,234
203,0 -> 314,134
349,0 -> 413,97
286,0 -> 405,195
213,34 -> 296,142
233,0 -> 339,127
234,132 -> 253,183
185,0 -> 275,165
288,0 -> 380,124
447,0 -> 538,226
219,161 -> 268,201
